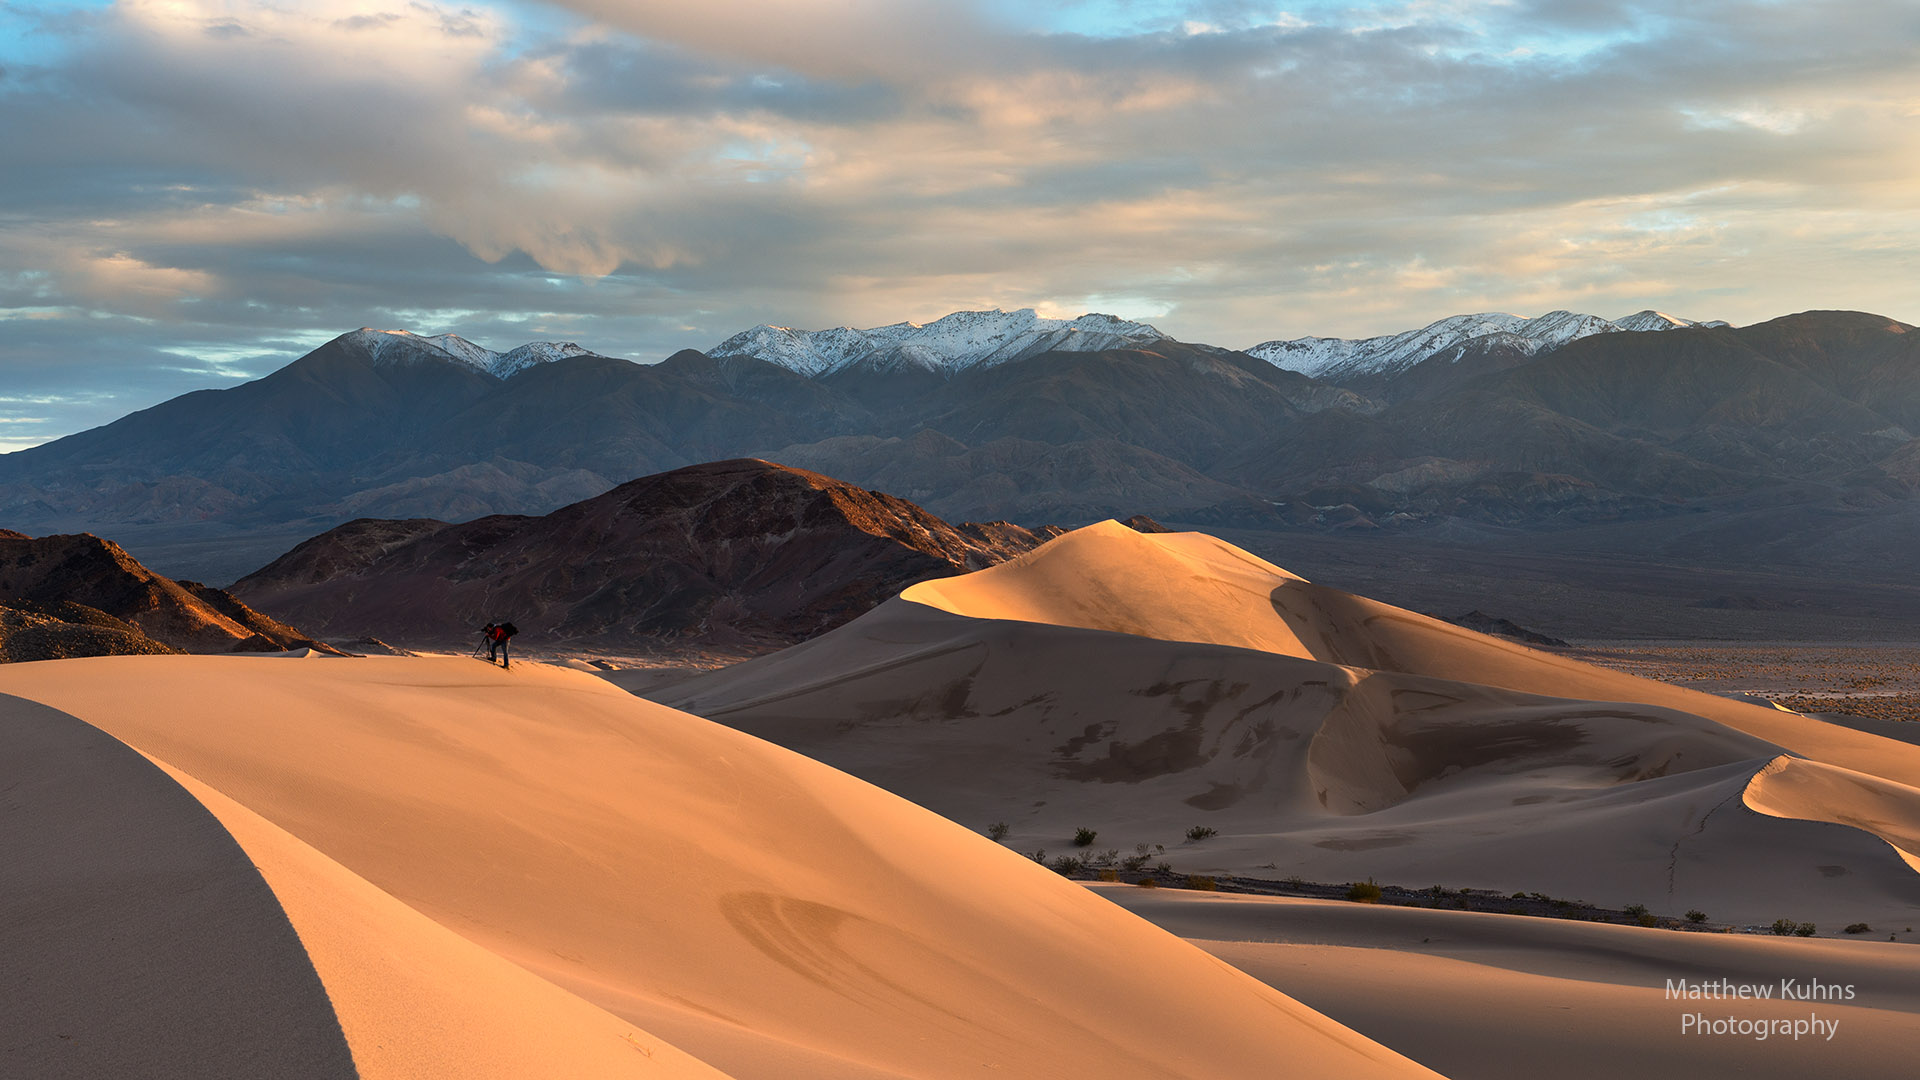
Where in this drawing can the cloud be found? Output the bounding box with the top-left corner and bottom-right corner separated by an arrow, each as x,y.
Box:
1,0 -> 1918,445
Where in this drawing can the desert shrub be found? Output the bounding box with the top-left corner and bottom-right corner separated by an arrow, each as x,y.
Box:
1050,855 -> 1084,874
1137,877 -> 1158,888
1091,848 -> 1119,867
1154,861 -> 1173,876
1637,913 -> 1659,928
1511,891 -> 1527,900
1347,879 -> 1383,903
1686,910 -> 1707,924
1795,923 -> 1817,937
1770,918 -> 1797,936
1186,825 -> 1217,842
1027,849 -> 1046,863
1122,854 -> 1149,872
1845,922 -> 1873,935
987,822 -> 1010,841
1073,827 -> 1098,847
1097,868 -> 1120,882
1186,875 -> 1219,891
1624,903 -> 1649,919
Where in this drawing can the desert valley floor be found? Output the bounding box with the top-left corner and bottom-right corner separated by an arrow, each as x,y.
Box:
5,522 -> 1918,1079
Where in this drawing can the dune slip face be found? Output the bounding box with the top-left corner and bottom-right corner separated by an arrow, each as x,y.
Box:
0,653 -> 1440,1080
660,521 -> 1920,930
0,694 -> 356,1079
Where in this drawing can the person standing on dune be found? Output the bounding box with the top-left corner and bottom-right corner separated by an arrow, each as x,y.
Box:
487,621 -> 517,668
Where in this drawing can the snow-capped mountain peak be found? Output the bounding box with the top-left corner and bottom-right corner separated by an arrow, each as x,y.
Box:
708,308 -> 1171,377
339,328 -> 599,379
1246,309 -> 1726,380
1614,309 -> 1730,333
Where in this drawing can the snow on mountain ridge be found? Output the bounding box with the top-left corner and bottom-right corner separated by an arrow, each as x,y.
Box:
708,308 -> 1170,377
340,328 -> 598,379
1246,309 -> 1727,380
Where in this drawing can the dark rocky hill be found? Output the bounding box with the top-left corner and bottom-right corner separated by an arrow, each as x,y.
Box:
0,531 -> 329,658
230,459 -> 1056,652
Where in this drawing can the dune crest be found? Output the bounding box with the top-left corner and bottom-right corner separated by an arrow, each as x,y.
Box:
0,656 -> 1439,1080
1744,755 -> 1920,873
903,520 -> 1315,654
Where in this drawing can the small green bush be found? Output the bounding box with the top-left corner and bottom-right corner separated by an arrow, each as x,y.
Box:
1097,868 -> 1120,882
1137,877 -> 1158,888
986,822 -> 1010,841
1186,875 -> 1219,891
1844,922 -> 1873,935
1186,825 -> 1217,842
1794,922 -> 1816,937
1121,854 -> 1149,872
1770,918 -> 1797,936
1637,913 -> 1659,928
1051,855 -> 1084,874
1154,861 -> 1173,876
1073,827 -> 1098,847
1347,879 -> 1383,903
1623,903 -> 1649,919
1686,909 -> 1707,924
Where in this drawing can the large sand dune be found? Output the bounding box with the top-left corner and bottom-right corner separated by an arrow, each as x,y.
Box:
0,654 -> 1438,1079
658,521 -> 1920,928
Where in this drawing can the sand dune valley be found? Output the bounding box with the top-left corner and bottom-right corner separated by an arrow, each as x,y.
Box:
6,517 -> 1919,1078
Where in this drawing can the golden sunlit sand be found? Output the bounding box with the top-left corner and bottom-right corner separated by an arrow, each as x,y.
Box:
0,651 -> 1438,1079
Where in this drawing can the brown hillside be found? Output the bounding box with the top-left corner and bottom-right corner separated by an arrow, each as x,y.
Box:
232,459 -> 1055,651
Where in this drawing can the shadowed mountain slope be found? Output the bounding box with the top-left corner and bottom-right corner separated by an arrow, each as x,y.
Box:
10,312 -> 1920,574
231,459 -> 1055,651
0,531 -> 326,657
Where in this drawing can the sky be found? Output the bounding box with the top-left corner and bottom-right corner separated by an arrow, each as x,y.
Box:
2,0 -> 1918,449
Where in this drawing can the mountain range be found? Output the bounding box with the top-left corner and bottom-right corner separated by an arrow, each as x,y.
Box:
1246,309 -> 1726,382
709,309 -> 1170,377
4,305 -> 1919,591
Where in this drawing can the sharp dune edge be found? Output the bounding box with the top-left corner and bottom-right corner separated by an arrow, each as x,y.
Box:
662,520 -> 1920,928
0,653 -> 1439,1079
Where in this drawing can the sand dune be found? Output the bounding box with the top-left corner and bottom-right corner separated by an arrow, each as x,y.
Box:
0,654 -> 1439,1079
1101,889 -> 1920,1080
659,521 -> 1920,928
907,522 -> 1920,789
1,694 -> 355,1079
